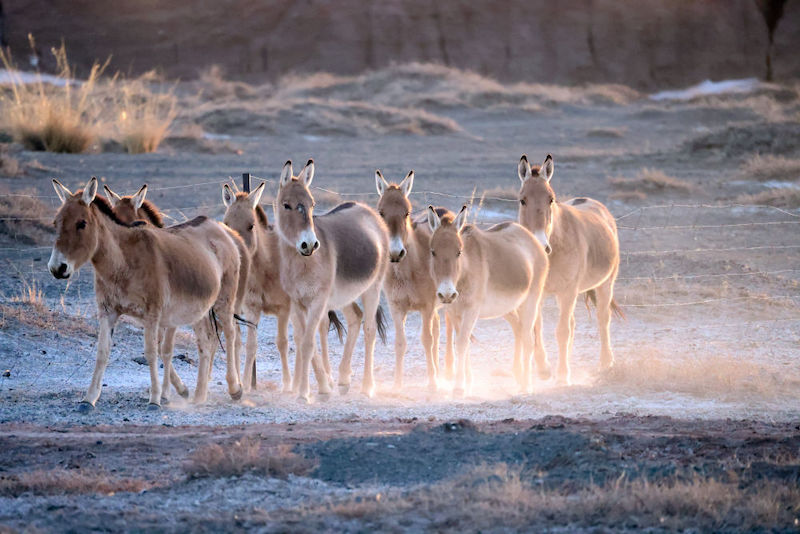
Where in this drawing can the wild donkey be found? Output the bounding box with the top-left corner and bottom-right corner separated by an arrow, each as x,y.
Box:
49,177 -> 246,410
275,159 -> 389,401
375,170 -> 450,390
222,182 -> 362,394
427,206 -> 548,396
517,154 -> 622,384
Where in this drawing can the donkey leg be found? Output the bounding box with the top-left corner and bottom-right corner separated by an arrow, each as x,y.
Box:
453,311 -> 479,397
533,299 -> 551,380
504,311 -> 523,386
218,312 -> 243,401
555,292 -> 578,386
431,311 -> 441,376
338,302 -> 362,395
420,306 -> 438,391
316,320 -> 333,390
360,283 -> 383,398
276,311 -> 292,393
444,312 -> 455,381
594,277 -> 616,370
162,327 -> 188,399
241,311 -> 258,394
159,329 -> 175,406
79,311 -> 118,411
144,323 -> 162,408
389,304 -> 408,390
517,295 -> 542,394
297,302 -> 327,403
192,318 -> 215,404
290,307 -> 305,396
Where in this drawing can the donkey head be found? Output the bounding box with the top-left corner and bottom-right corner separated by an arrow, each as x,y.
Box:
517,154 -> 555,254
49,177 -> 101,279
427,204 -> 468,304
103,184 -> 148,225
275,159 -> 319,256
376,169 -> 414,262
222,181 -> 266,252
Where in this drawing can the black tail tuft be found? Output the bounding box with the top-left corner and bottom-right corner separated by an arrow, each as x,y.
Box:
376,306 -> 388,345
209,308 -> 225,353
584,290 -> 625,321
234,313 -> 257,328
327,310 -> 346,343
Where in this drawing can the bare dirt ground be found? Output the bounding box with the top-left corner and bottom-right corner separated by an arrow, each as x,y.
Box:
1,67 -> 799,531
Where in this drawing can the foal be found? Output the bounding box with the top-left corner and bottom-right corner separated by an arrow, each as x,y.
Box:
427,206 -> 548,395
275,160 -> 389,401
49,177 -> 244,410
376,170 -> 449,390
517,154 -> 622,384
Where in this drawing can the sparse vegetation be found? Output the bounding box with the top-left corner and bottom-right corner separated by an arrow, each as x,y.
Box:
183,439 -> 315,480
0,145 -> 22,177
0,187 -> 54,245
737,187 -> 800,208
739,153 -> 800,182
609,168 -> 696,195
113,74 -> 177,154
586,126 -> 626,138
0,469 -> 149,496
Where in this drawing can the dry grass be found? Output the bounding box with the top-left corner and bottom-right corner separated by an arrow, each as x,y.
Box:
609,168 -> 696,195
739,154 -> 800,182
0,468 -> 149,496
0,38 -> 176,154
0,187 -> 54,245
586,126 -> 626,138
480,185 -> 518,201
736,187 -> 800,208
608,189 -> 648,201
183,439 -> 315,479
0,145 -> 22,177
292,464 -> 800,531
0,298 -> 95,337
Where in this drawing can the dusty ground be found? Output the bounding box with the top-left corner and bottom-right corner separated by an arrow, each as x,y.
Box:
1,68 -> 799,531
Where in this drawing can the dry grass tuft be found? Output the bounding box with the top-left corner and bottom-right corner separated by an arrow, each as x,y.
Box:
738,154 -> 800,182
609,168 -> 696,195
0,187 -> 54,245
0,145 -> 22,177
113,73 -> 177,154
0,468 -> 149,496
736,188 -> 800,208
183,439 -> 315,480
609,190 -> 648,202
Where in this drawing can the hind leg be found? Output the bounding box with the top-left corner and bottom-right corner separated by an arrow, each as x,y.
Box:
431,311 -> 441,376
241,307 -> 259,394
594,275 -> 617,370
162,327 -> 188,398
555,292 -> 578,385
504,311 -> 523,386
359,282 -> 382,398
317,319 -> 334,389
444,312 -> 455,381
338,303 -> 362,395
192,318 -> 216,404
276,311 -> 292,393
420,306 -> 438,391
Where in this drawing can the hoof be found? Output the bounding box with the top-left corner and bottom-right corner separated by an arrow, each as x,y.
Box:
147,402 -> 161,411
453,387 -> 465,398
160,396 -> 170,406
338,383 -> 350,396
361,387 -> 375,399
537,364 -> 553,381
282,386 -> 293,394
178,387 -> 190,399
230,387 -> 243,401
318,391 -> 331,402
76,401 -> 94,413
600,359 -> 615,371
296,394 -> 312,405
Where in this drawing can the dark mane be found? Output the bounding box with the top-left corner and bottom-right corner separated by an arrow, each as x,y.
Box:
88,193 -> 137,227
138,199 -> 164,228
324,202 -> 356,215
166,215 -> 208,231
255,205 -> 269,228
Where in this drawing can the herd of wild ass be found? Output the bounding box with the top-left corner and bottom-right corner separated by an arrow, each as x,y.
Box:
47,155 -> 622,411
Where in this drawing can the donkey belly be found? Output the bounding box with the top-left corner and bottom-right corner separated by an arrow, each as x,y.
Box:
479,289 -> 526,319
161,297 -> 216,328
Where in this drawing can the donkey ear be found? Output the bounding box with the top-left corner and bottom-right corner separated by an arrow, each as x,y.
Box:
222,184 -> 235,207
103,184 -> 121,206
541,154 -> 554,182
132,185 -> 148,210
400,170 -> 414,197
82,177 -> 98,205
249,181 -> 266,208
426,205 -> 440,232
375,170 -> 388,197
454,205 -> 468,232
279,160 -> 293,187
53,179 -> 72,204
300,159 -> 315,186
518,154 -> 532,183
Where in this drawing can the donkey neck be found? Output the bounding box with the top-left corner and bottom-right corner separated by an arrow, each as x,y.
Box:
89,206 -> 136,279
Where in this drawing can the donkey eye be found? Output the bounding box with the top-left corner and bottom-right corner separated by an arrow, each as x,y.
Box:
457,250 -> 462,257
283,203 -> 291,210
520,199 -> 526,206
404,211 -> 410,218
431,250 -> 436,257
247,224 -> 254,231
550,197 -> 555,204
76,220 -> 87,230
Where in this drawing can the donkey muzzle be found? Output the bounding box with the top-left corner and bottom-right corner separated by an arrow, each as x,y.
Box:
436,280 -> 459,304
50,263 -> 71,279
298,239 -> 320,256
389,248 -> 406,262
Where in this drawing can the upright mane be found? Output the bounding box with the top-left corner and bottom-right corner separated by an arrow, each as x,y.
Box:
87,193 -> 137,227
138,199 -> 164,228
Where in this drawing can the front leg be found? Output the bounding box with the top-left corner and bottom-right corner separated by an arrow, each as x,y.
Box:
420,306 -> 438,391
444,311 -> 455,381
241,307 -> 259,393
534,299 -> 551,380
276,310 -> 292,393
504,311 -> 523,387
555,292 -> 579,385
143,321 -> 162,408
162,327 -> 188,399
79,310 -> 118,411
453,309 -> 479,397
389,303 -> 408,390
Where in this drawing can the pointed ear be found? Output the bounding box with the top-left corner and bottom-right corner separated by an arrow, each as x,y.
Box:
82,177 -> 98,205
518,154 -> 532,183
249,181 -> 266,208
454,205 -> 468,232
222,184 -> 235,207
400,170 -> 414,197
103,184 -> 122,206
53,179 -> 72,204
541,154 -> 554,182
279,160 -> 293,187
375,170 -> 388,197
131,185 -> 147,210
300,158 -> 315,187
427,205 -> 440,232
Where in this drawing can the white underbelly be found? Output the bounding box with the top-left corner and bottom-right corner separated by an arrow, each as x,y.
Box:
478,289 -> 525,319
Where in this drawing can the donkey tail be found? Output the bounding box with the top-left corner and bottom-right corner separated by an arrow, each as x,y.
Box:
327,310 -> 346,343
584,290 -> 625,321
376,305 -> 388,345
209,308 -> 225,352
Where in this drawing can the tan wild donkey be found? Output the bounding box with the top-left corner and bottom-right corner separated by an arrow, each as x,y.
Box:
427,205 -> 548,396
517,154 -> 622,384
376,169 -> 452,391
49,177 -> 246,410
274,159 -> 389,401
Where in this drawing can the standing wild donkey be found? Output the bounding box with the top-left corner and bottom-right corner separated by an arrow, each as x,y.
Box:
275,159 -> 389,401
427,206 -> 548,396
376,170 -> 450,390
49,177 -> 246,410
517,154 -> 622,384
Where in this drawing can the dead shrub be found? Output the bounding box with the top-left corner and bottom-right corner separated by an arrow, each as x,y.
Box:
736,188 -> 800,208
113,73 -> 177,154
609,168 -> 696,194
0,187 -> 54,245
739,153 -> 800,182
183,439 -> 315,479
0,468 -> 149,496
